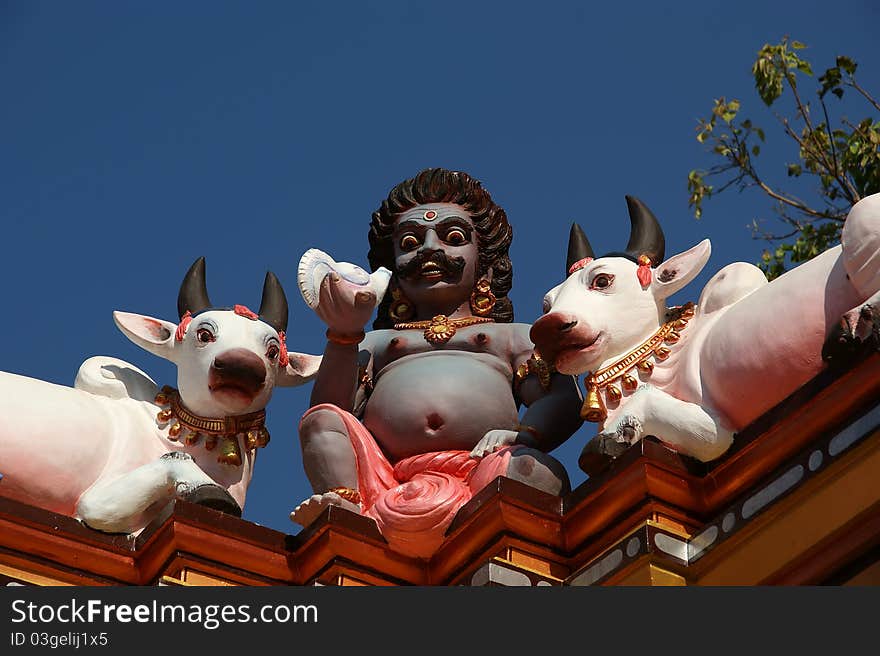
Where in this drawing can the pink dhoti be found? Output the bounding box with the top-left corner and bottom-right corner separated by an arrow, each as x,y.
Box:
302,403 -> 521,559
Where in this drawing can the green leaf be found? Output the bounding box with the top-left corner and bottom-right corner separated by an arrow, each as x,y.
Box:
797,61 -> 813,76
688,39 -> 862,271
837,55 -> 857,75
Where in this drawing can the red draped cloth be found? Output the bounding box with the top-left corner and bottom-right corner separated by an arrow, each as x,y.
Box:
302,403 -> 520,559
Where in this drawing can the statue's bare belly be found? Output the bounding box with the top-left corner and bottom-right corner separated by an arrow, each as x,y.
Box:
362,351 -> 520,462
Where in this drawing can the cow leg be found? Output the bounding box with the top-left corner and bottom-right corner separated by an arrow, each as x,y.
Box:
75,452 -> 232,533
598,384 -> 734,463
841,192 -> 880,300
822,193 -> 880,360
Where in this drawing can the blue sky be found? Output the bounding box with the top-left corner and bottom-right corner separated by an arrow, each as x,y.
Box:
2,1 -> 878,534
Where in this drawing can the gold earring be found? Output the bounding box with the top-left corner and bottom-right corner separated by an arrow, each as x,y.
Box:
389,286 -> 414,322
470,277 -> 496,316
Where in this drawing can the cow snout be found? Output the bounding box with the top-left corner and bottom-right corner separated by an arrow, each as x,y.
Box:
531,312 -> 577,343
210,348 -> 267,395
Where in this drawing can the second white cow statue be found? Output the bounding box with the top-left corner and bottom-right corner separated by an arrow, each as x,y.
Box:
0,258 -> 320,534
531,193 -> 880,463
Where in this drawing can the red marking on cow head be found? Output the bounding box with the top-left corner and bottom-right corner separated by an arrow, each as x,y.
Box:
234,305 -> 259,321
277,331 -> 290,367
637,255 -> 653,288
568,257 -> 594,276
175,311 -> 192,342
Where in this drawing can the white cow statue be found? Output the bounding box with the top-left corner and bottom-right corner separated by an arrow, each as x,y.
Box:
531,194 -> 880,463
0,257 -> 320,534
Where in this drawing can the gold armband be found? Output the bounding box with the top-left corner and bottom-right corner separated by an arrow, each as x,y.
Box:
357,363 -> 374,396
514,351 -> 554,392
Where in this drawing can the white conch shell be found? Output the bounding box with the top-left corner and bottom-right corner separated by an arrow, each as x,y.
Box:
297,248 -> 391,310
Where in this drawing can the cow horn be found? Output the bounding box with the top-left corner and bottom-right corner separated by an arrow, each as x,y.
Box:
624,195 -> 665,264
177,257 -> 212,318
566,223 -> 596,277
258,271 -> 288,333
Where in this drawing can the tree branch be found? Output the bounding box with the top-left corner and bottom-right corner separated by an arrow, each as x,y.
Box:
849,80 -> 880,113
820,97 -> 861,203
710,121 -> 838,221
754,178 -> 840,219
782,67 -> 843,182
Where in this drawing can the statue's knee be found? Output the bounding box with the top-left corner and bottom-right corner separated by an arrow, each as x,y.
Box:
299,407 -> 353,460
299,407 -> 347,441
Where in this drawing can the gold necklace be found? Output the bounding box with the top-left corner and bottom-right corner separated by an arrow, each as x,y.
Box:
393,314 -> 495,345
581,302 -> 695,422
153,386 -> 270,467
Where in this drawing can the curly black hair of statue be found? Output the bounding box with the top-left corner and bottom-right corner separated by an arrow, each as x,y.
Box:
368,168 -> 514,329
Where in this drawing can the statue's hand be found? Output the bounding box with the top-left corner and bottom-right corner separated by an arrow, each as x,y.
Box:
297,249 -> 390,335
470,429 -> 519,458
314,271 -> 379,334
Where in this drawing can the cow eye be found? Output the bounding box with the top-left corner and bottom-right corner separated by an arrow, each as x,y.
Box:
266,344 -> 279,360
591,273 -> 614,290
542,297 -> 552,314
400,234 -> 420,251
196,328 -> 215,344
445,228 -> 467,245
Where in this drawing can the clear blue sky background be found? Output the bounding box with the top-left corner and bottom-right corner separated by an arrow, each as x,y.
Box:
2,1 -> 878,534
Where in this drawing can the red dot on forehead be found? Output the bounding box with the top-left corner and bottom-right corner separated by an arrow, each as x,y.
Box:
424,210 -> 437,220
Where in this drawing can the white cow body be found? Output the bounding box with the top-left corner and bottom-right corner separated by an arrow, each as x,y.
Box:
0,364 -> 253,525
0,260 -> 320,533
532,194 -> 880,462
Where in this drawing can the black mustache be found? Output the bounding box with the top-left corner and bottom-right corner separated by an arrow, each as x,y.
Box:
398,250 -> 466,280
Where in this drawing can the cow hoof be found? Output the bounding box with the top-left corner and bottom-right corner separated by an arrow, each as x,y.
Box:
161,451 -> 193,461
823,304 -> 880,363
598,433 -> 631,458
182,484 -> 242,517
577,433 -> 630,477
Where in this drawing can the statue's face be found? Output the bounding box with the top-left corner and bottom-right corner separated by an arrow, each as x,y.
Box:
393,203 -> 479,310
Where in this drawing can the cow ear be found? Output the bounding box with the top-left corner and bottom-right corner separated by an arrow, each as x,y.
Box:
113,311 -> 178,362
650,239 -> 711,300
276,352 -> 322,387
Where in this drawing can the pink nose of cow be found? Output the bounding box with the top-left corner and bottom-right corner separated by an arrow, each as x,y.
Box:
530,313 -> 579,355
211,348 -> 267,394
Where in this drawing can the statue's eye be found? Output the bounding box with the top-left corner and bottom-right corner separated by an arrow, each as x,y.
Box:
542,297 -> 552,314
266,344 -> 279,360
445,228 -> 467,245
591,273 -> 614,290
196,328 -> 215,343
400,234 -> 420,251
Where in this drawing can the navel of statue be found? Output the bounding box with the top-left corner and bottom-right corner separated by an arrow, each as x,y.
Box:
293,168 -> 584,559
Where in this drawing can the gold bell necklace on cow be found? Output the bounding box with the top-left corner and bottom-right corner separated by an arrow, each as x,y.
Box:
153,386 -> 270,467
581,301 -> 695,423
